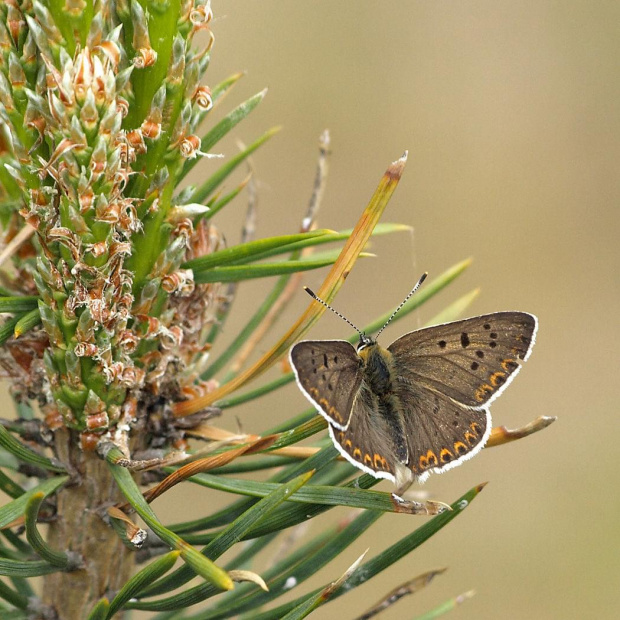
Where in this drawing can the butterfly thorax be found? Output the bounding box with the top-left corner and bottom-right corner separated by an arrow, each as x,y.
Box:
358,342 -> 395,397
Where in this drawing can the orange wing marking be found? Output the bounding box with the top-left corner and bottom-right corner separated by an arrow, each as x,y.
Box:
489,371 -> 506,387
307,386 -> 344,423
453,441 -> 468,455
439,448 -> 454,463
419,450 -> 439,470
475,383 -> 494,402
373,453 -> 386,470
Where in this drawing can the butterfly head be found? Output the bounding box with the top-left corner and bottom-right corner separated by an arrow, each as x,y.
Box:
356,333 -> 375,352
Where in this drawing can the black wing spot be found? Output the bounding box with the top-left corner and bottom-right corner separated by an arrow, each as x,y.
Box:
460,333 -> 470,348
328,383 -> 333,391
438,340 -> 447,349
471,361 -> 479,370
323,353 -> 329,368
334,355 -> 338,364
476,350 -> 484,358
322,374 -> 327,381
490,332 -> 498,339
483,323 -> 491,330
489,341 -> 497,349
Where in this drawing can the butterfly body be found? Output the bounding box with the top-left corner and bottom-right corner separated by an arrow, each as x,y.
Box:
290,311 -> 537,484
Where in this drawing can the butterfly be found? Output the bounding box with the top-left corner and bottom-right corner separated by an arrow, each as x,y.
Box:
290,275 -> 537,484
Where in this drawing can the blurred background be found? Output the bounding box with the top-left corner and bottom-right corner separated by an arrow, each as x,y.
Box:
160,2 -> 619,618
10,1 -> 616,619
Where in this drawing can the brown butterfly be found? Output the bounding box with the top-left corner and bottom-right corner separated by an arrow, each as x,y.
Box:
290,275 -> 537,484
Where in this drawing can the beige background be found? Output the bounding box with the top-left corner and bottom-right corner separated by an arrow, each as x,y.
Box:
167,2 -> 620,619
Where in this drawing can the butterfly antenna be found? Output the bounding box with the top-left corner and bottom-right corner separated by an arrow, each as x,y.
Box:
375,272 -> 428,340
303,287 -> 365,338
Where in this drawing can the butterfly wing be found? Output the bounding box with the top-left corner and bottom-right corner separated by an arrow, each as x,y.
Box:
392,380 -> 491,483
388,312 -> 537,408
327,383 -> 401,483
290,340 -> 363,430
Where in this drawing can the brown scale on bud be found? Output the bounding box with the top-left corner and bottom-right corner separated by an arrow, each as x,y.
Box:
103,361 -> 124,384
125,129 -> 146,155
72,279 -> 88,305
140,118 -> 161,140
86,241 -> 108,258
190,1 -> 214,29
43,406 -> 64,431
113,165 -> 133,192
48,226 -> 78,244
19,209 -> 41,229
162,269 -> 195,295
96,200 -> 120,224
80,90 -> 99,130
118,331 -> 139,353
96,39 -> 122,69
120,204 -> 142,234
63,296 -> 77,319
135,314 -> 162,339
121,365 -> 145,388
172,218 -> 194,240
80,432 -> 100,452
133,47 -> 158,69
160,325 -> 183,350
71,261 -> 99,279
193,85 -> 213,111
26,114 -> 46,140
114,139 -> 136,168
115,285 -> 133,306
86,411 -> 109,432
145,354 -> 172,385
109,241 -> 131,258
89,146 -> 107,178
79,188 -> 95,213
39,138 -> 79,180
122,396 -> 138,422
88,298 -> 111,326
73,49 -> 95,104
6,7 -> 25,43
179,134 -> 202,159
116,96 -> 129,118
75,342 -> 98,357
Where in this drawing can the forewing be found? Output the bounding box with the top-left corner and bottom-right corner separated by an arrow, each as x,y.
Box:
328,385 -> 400,482
394,381 -> 491,483
388,312 -> 537,408
290,340 -> 362,429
